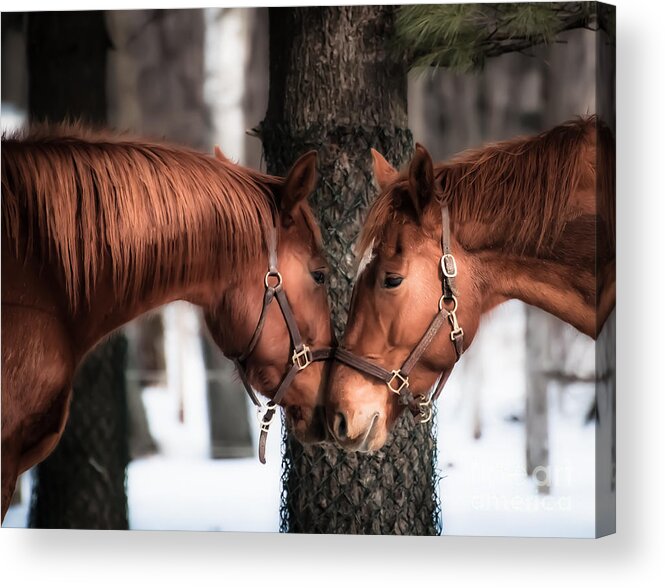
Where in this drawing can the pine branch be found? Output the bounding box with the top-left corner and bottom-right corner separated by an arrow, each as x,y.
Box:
394,2 -> 611,72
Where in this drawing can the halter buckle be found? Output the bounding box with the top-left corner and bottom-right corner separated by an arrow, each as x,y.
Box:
257,401 -> 277,432
440,253 -> 458,278
387,370 -> 409,395
292,345 -> 313,371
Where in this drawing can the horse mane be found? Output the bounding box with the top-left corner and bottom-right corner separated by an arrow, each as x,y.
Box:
2,122 -> 279,310
360,116 -> 615,260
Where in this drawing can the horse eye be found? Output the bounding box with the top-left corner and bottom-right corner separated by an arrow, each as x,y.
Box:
311,270 -> 326,285
383,275 -> 404,289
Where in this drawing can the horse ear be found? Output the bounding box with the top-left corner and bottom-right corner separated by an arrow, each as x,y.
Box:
371,148 -> 398,191
213,145 -> 230,163
281,150 -> 318,214
407,143 -> 435,219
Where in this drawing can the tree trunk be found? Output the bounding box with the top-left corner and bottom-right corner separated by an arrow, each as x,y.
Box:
27,11 -> 108,124
260,6 -> 440,535
525,307 -> 551,495
26,10 -> 130,530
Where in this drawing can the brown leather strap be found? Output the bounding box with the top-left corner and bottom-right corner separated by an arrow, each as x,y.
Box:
432,367 -> 452,402
274,287 -> 304,352
400,309 -> 449,376
237,287 -> 276,363
334,348 -> 394,383
257,402 -> 277,464
233,358 -> 261,407
451,329 -> 464,359
440,205 -> 457,300
258,430 -> 269,464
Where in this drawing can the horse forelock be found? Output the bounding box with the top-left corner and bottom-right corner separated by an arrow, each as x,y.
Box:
1,123 -> 279,311
355,238 -> 376,278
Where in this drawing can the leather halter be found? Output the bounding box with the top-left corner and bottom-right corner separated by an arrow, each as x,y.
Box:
231,223 -> 334,464
334,205 -> 464,423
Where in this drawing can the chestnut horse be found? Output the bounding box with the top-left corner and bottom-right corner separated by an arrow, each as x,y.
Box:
1,125 -> 333,520
328,117 -> 615,451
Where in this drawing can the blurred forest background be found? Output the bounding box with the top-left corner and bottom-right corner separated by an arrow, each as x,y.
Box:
1,5 -> 613,536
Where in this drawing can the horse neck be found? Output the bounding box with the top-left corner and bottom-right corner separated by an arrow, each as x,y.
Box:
469,215 -> 614,339
68,245 -> 267,364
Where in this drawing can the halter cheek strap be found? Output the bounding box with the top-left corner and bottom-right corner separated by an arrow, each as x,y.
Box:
231,224 -> 334,463
334,205 -> 464,423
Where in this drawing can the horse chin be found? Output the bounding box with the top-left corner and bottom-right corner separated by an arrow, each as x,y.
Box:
285,405 -> 330,445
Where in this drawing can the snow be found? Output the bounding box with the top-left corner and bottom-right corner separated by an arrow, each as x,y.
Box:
125,383 -> 284,533
436,301 -> 596,538
437,383 -> 595,538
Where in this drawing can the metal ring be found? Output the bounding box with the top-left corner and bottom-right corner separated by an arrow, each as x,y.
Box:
264,271 -> 283,290
438,294 -> 458,313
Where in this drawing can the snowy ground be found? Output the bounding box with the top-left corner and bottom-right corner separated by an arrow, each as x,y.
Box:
4,301 -> 597,537
436,301 -> 596,538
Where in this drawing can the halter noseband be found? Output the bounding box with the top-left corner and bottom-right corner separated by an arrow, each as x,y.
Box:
334,205 -> 465,423
231,224 -> 334,463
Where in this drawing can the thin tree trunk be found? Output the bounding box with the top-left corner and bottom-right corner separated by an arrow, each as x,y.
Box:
261,6 -> 440,535
525,305 -> 551,495
26,10 -> 130,529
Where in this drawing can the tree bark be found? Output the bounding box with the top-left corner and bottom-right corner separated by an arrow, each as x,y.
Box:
261,6 -> 440,535
26,11 -> 130,529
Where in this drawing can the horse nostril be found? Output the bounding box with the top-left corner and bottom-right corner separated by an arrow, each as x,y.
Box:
333,412 -> 348,441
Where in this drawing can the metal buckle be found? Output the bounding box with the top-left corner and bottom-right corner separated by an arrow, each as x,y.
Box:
292,345 -> 313,371
387,370 -> 409,395
257,401 -> 277,432
440,253 -> 458,278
